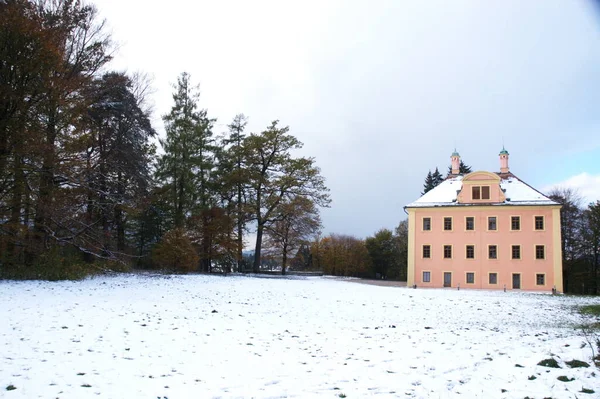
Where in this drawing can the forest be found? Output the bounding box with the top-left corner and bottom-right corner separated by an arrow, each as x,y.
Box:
0,0 -> 409,280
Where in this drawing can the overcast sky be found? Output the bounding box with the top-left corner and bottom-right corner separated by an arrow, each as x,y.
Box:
94,0 -> 600,239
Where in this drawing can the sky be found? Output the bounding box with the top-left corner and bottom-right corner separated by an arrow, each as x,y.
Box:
93,0 -> 600,239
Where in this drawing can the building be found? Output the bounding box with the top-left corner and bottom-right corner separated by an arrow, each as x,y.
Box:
404,149 -> 563,292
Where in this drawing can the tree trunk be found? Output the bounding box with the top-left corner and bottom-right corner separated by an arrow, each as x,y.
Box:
253,223 -> 263,273
281,242 -> 288,275
34,117 -> 57,254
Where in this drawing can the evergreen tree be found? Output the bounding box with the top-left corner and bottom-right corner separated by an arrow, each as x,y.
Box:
447,160 -> 472,176
422,170 -> 434,195
156,72 -> 216,229
432,167 -> 444,187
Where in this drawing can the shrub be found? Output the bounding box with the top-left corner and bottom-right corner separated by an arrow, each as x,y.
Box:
565,359 -> 590,368
0,247 -> 92,281
152,228 -> 199,273
537,358 -> 560,368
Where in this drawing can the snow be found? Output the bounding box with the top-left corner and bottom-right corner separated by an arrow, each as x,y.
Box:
406,175 -> 558,208
1,274 -> 599,398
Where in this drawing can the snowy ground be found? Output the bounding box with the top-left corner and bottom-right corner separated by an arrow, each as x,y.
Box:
1,274 -> 599,398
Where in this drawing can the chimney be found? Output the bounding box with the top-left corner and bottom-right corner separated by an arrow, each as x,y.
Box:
451,149 -> 460,175
499,147 -> 509,174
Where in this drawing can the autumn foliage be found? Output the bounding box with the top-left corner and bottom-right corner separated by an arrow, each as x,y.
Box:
152,228 -> 199,273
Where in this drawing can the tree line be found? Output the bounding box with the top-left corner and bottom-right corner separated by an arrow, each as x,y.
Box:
0,0 -> 329,279
548,188 -> 600,295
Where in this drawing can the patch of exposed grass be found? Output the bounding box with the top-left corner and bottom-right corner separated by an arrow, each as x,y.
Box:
581,388 -> 595,394
565,359 -> 590,368
6,385 -> 16,391
537,358 -> 560,368
557,376 -> 575,382
528,375 -> 537,380
580,305 -> 600,316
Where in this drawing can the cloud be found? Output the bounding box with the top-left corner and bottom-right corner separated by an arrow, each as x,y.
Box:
543,173 -> 600,206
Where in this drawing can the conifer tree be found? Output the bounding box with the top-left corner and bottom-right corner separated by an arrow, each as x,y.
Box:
422,171 -> 434,195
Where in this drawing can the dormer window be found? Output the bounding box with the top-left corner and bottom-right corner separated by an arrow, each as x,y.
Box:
472,186 -> 490,200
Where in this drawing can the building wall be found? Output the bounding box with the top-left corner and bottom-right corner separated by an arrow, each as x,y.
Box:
407,205 -> 563,291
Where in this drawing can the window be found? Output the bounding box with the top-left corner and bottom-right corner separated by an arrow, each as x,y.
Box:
481,186 -> 490,200
423,271 -> 431,283
511,216 -> 520,231
472,186 -> 490,200
512,245 -> 521,259
466,245 -> 475,259
466,272 -> 475,284
422,245 -> 431,259
423,217 -> 431,231
444,217 -> 452,231
466,217 -> 475,231
488,245 -> 497,259
489,273 -> 498,284
488,216 -> 497,231
535,245 -> 545,260
535,216 -> 544,230
536,274 -> 545,285
444,245 -> 452,259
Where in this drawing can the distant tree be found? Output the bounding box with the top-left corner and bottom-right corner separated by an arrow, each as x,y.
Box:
422,171 -> 434,195
220,114 -> 249,272
152,228 -> 199,273
581,201 -> 600,294
422,167 -> 445,195
366,229 -> 398,279
243,121 -> 330,273
314,234 -> 370,277
547,187 -> 584,292
447,160 -> 472,176
188,207 -> 237,273
263,196 -> 321,274
393,220 -> 409,280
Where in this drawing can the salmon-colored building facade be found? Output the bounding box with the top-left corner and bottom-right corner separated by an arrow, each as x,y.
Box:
405,150 -> 563,292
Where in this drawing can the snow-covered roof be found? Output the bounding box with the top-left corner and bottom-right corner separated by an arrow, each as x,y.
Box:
405,174 -> 559,208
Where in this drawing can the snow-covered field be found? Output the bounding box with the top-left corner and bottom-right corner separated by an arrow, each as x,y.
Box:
1,274 -> 599,398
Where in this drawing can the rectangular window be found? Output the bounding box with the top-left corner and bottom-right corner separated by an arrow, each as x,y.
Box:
466,245 -> 475,259
423,271 -> 431,283
423,217 -> 431,231
466,217 -> 475,231
536,273 -> 545,286
535,216 -> 544,230
466,272 -> 475,284
488,245 -> 497,259
422,245 -> 431,259
512,245 -> 521,259
488,216 -> 497,231
535,245 -> 545,260
472,186 -> 481,200
444,217 -> 452,231
511,216 -> 520,231
444,245 -> 452,259
481,186 -> 490,200
489,273 -> 498,284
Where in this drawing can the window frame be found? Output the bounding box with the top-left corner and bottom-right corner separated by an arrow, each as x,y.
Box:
443,217 -> 453,231
466,245 -> 475,259
481,186 -> 490,200
488,244 -> 498,260
422,271 -> 431,283
534,216 -> 544,231
422,244 -> 431,259
471,185 -> 490,200
487,216 -> 497,231
466,272 -> 475,284
535,245 -> 545,260
443,245 -> 453,259
536,273 -> 545,286
422,217 -> 431,231
511,244 -> 521,260
488,272 -> 498,285
465,216 -> 475,231
511,215 -> 521,231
